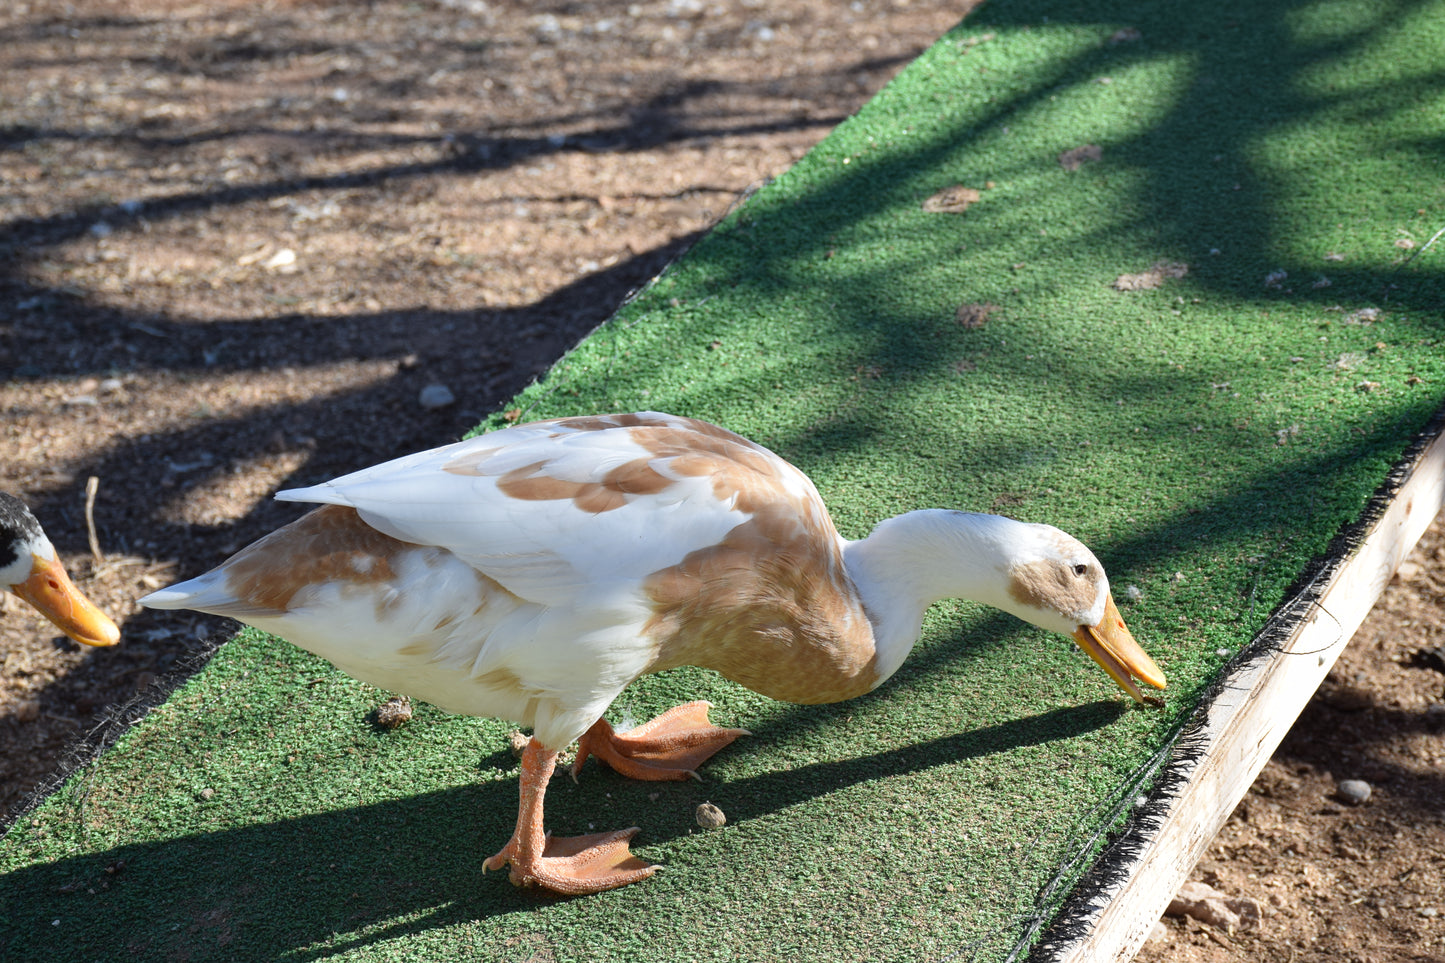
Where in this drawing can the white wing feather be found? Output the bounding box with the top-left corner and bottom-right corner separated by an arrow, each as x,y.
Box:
275,414 -> 761,604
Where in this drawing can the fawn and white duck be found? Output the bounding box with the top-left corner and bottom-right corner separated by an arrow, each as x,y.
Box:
142,412 -> 1165,895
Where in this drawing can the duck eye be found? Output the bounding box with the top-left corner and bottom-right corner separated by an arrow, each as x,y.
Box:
1072,564 -> 1088,577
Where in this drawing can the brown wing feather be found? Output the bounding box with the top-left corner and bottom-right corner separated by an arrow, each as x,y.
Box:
217,505 -> 409,615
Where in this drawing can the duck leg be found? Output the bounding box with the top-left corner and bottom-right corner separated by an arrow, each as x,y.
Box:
484,739 -> 657,894
572,700 -> 750,781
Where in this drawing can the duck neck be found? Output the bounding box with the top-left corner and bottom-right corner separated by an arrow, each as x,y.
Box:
843,510 -> 1018,688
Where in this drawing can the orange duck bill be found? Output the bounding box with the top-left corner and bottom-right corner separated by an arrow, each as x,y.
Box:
1071,593 -> 1166,703
10,552 -> 120,647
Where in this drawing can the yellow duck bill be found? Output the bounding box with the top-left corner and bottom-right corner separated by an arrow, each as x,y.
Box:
11,553 -> 121,647
1071,593 -> 1166,703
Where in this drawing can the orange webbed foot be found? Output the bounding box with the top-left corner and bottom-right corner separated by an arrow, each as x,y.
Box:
486,739 -> 659,895
572,700 -> 750,782
484,827 -> 657,895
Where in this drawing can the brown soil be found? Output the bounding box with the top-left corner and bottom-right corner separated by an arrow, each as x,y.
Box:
2,3 -> 1442,960
1138,520 -> 1445,963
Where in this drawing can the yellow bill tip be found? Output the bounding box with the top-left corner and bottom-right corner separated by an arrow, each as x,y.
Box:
11,553 -> 121,647
1072,593 -> 1165,703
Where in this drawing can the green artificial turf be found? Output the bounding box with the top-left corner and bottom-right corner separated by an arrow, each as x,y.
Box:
4,1 -> 1444,960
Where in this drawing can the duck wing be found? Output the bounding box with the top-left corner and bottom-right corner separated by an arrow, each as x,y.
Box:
276,412 -> 815,604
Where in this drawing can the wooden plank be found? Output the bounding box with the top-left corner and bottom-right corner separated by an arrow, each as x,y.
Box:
1042,422 -> 1445,963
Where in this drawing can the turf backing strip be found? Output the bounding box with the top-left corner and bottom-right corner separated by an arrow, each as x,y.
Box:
4,1 -> 1444,960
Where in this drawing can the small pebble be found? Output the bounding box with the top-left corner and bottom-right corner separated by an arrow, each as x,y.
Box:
263,247 -> 297,270
508,730 -> 531,759
1336,779 -> 1372,806
419,384 -> 456,409
197,787 -> 215,801
374,695 -> 413,729
1166,880 -> 1261,932
695,802 -> 726,829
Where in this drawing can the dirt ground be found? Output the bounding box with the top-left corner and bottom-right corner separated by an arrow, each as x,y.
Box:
1,2 -> 1441,960
1135,518 -> 1445,963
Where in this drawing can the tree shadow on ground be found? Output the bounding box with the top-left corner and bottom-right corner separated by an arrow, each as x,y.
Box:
0,699 -> 1119,963
0,2 -> 941,818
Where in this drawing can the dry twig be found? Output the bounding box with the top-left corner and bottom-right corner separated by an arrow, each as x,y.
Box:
84,476 -> 103,563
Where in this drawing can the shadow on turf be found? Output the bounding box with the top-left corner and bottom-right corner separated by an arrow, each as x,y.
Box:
8,3 -> 1444,958
0,698 -> 1121,961
0,7 -> 922,821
